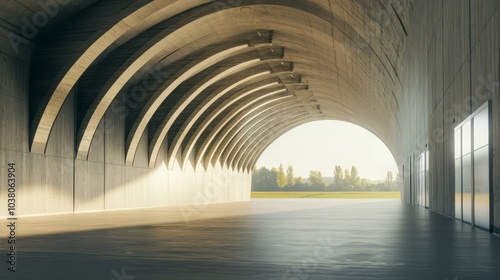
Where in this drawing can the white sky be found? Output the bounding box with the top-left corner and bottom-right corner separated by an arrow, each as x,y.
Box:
255,120 -> 398,181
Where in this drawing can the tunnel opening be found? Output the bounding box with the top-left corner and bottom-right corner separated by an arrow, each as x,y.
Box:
250,120 -> 401,197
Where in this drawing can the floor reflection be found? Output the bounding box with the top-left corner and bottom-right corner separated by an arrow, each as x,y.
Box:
2,199 -> 499,280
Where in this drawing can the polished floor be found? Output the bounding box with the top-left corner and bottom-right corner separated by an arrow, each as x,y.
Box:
1,199 -> 500,280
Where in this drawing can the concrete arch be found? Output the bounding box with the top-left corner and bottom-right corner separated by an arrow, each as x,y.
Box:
244,118 -> 325,172
191,90 -> 292,169
173,71 -> 271,152
185,93 -> 294,171
171,79 -> 292,166
148,57 -> 285,167
234,114 -> 315,171
32,1 -> 404,164
30,0 -> 213,154
169,63 -> 293,168
227,109 -> 311,169
207,98 -> 305,168
208,101 -> 308,169
124,43 -> 275,165
194,92 -> 296,169
220,101 -> 308,165
75,20 -> 271,161
169,78 -> 286,169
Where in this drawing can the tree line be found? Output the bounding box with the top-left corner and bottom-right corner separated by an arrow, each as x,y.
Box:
252,165 -> 400,192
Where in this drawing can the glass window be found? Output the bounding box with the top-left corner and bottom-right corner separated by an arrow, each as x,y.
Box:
454,128 -> 461,159
425,151 -> 429,208
454,158 -> 462,220
462,121 -> 471,156
473,108 -> 489,150
462,153 -> 472,224
454,102 -> 490,230
474,145 -> 490,230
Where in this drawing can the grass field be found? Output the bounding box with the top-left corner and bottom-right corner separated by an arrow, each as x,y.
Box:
251,192 -> 400,199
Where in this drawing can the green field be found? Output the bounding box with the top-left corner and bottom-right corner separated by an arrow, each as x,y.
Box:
251,192 -> 400,199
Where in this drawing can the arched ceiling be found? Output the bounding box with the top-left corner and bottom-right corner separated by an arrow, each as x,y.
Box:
2,0 -> 412,171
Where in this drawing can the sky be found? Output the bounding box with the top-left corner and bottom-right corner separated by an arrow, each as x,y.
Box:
255,120 -> 398,181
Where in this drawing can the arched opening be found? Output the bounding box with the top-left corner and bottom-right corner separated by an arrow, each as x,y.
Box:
251,120 -> 400,196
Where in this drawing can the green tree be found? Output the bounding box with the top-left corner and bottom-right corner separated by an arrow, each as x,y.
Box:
344,168 -> 351,189
252,166 -> 279,191
295,176 -> 304,184
385,171 -> 394,185
286,165 -> 296,187
358,178 -> 369,191
308,171 -> 326,189
277,164 -> 286,189
333,165 -> 344,186
350,166 -> 360,186
270,167 -> 278,189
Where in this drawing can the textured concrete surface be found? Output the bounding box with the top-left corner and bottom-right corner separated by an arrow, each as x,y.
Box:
1,199 -> 500,280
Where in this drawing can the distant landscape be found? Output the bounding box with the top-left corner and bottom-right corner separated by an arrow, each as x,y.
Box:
251,192 -> 400,199
252,165 -> 400,192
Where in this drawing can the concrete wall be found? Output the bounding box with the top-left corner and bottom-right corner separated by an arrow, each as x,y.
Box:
0,31 -> 250,218
401,0 -> 500,233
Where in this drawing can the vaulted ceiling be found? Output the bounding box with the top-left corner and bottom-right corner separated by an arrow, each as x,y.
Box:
1,0 -> 412,171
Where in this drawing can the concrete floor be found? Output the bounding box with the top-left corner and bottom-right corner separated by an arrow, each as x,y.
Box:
1,199 -> 499,280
